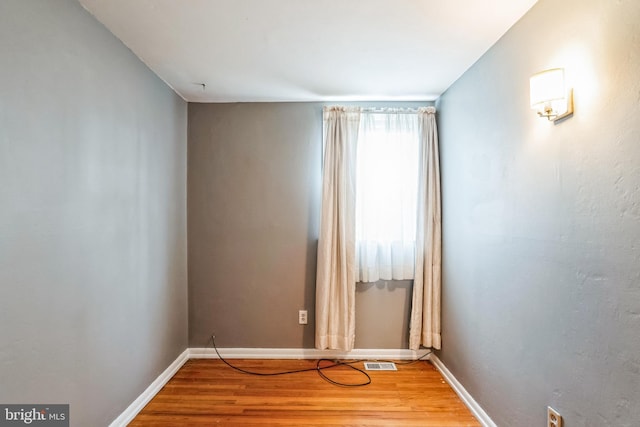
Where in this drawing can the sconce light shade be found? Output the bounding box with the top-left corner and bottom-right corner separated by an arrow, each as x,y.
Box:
530,68 -> 573,121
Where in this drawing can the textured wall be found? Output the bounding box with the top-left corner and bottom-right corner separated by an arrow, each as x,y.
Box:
436,0 -> 640,425
0,1 -> 188,425
187,102 -> 428,349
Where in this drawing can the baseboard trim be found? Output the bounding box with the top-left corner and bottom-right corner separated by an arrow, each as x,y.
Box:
108,349 -> 190,427
429,354 -> 497,427
189,347 -> 428,360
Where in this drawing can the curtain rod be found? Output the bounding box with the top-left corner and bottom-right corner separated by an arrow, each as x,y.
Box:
325,106 -> 435,114
362,107 -> 435,113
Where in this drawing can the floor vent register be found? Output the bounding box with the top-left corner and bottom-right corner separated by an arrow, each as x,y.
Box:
363,362 -> 397,371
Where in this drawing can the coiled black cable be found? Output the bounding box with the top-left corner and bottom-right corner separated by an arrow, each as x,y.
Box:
209,335 -> 370,386
208,334 -> 432,387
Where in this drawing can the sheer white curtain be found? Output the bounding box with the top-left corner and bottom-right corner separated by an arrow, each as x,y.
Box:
409,107 -> 442,350
356,111 -> 420,283
315,106 -> 360,351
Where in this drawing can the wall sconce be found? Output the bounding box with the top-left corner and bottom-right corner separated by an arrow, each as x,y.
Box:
530,68 -> 573,121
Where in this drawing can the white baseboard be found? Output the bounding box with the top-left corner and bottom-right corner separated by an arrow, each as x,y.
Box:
189,347 -> 428,360
108,349 -> 190,427
429,354 -> 497,427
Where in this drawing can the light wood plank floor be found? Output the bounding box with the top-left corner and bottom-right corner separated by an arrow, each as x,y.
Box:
130,358 -> 481,426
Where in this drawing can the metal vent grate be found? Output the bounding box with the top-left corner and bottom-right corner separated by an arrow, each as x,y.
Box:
364,362 -> 397,371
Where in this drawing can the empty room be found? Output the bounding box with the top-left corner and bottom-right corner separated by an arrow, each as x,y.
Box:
1,0 -> 639,426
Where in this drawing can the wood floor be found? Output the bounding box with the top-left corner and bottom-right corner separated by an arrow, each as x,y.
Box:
130,358 -> 481,426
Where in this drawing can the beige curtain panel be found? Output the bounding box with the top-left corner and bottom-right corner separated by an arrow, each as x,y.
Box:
315,106 -> 361,351
409,107 -> 442,350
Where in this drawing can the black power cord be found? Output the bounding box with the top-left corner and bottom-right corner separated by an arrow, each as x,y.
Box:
208,335 -> 370,387
394,349 -> 433,365
207,335 -> 433,387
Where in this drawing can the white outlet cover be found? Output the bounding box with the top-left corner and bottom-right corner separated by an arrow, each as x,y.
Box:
298,310 -> 308,325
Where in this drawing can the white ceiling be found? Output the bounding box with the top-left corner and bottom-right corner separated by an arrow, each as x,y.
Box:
78,0 -> 538,103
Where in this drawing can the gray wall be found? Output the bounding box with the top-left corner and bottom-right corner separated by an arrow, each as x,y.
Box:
0,1 -> 188,426
436,0 -> 640,425
188,102 -> 320,348
188,102 -> 428,349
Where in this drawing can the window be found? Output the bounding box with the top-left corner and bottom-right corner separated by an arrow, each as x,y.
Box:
355,111 -> 420,283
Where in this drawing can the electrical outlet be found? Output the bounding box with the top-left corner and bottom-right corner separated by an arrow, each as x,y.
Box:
547,407 -> 562,427
298,310 -> 308,325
